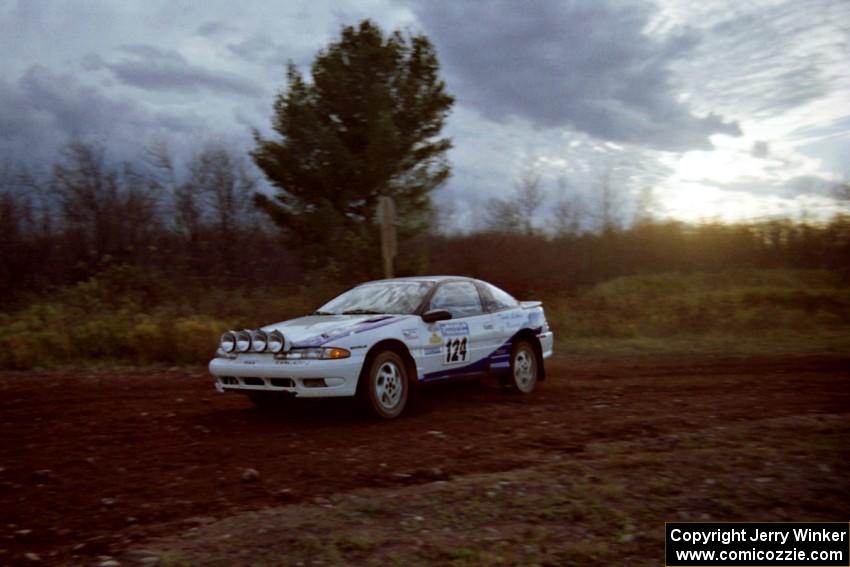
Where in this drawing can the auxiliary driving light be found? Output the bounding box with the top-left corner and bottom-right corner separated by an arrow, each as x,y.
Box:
219,331 -> 237,353
236,330 -> 252,352
268,330 -> 286,353
251,330 -> 268,352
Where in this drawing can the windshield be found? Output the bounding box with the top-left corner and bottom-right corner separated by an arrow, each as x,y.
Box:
316,281 -> 434,315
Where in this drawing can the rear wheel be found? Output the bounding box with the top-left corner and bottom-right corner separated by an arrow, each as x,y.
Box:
361,350 -> 409,419
509,340 -> 538,393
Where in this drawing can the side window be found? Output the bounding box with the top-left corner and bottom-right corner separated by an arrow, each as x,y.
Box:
429,282 -> 484,318
481,282 -> 519,312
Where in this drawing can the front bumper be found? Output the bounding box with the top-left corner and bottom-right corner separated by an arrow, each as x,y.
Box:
209,354 -> 363,398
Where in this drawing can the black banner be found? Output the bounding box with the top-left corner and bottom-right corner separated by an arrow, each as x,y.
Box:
665,522 -> 849,566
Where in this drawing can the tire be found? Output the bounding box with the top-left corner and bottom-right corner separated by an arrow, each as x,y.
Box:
361,350 -> 409,419
508,340 -> 538,394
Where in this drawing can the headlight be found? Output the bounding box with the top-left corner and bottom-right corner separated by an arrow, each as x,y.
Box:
281,347 -> 350,360
267,330 -> 286,353
219,331 -> 237,353
251,330 -> 268,352
236,330 -> 252,352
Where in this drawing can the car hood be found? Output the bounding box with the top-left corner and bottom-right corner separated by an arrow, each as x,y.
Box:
261,314 -> 409,347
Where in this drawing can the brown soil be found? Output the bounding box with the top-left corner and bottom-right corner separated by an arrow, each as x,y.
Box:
0,353 -> 848,565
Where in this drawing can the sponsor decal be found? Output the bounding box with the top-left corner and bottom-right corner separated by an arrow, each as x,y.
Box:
499,312 -> 524,320
499,311 -> 525,330
295,317 -> 399,347
439,321 -> 469,337
402,328 -> 419,340
429,333 -> 443,345
353,316 -> 398,334
424,346 -> 441,355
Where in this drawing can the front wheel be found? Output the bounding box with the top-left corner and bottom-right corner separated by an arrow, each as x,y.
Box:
361,350 -> 409,419
509,340 -> 538,393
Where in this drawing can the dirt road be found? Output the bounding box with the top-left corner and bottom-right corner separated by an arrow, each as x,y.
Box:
1,353 -> 848,565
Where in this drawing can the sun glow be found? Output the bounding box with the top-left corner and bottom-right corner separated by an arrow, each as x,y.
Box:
654,134 -> 840,222
660,183 -> 782,222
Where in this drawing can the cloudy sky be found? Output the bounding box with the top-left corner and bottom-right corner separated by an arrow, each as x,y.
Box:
1,0 -> 848,228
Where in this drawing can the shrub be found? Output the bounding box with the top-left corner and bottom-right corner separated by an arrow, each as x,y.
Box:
547,269 -> 850,339
0,268 -> 846,369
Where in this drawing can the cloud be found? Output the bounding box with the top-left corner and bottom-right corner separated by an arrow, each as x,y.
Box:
226,35 -> 291,66
663,0 -> 850,124
751,141 -> 769,158
196,20 -> 236,37
413,0 -> 740,150
93,44 -> 265,98
781,174 -> 838,197
0,65 -> 203,163
1,0 -> 845,226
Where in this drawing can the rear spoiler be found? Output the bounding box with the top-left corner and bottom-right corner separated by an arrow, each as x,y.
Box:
520,300 -> 542,309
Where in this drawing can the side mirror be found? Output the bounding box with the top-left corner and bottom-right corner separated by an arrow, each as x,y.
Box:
421,309 -> 452,323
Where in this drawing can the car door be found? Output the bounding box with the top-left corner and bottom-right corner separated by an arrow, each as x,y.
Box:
419,280 -> 495,381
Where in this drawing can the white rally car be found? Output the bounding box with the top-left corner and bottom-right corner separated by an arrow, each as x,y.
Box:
209,276 -> 554,418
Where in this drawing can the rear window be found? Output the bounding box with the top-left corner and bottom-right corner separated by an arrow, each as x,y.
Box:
481,282 -> 519,311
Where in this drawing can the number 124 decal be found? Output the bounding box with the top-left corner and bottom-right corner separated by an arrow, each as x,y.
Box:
444,337 -> 469,365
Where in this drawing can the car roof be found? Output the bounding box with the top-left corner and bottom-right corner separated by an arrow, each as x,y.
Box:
360,275 -> 475,285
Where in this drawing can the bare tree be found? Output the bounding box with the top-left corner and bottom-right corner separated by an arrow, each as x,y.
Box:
18,170 -> 54,239
146,140 -> 206,243
51,142 -> 122,260
192,144 -> 256,236
633,186 -> 658,227
484,197 -> 522,233
550,177 -> 585,236
183,143 -> 257,270
120,162 -> 164,253
52,141 -> 162,263
595,167 -> 622,233
484,170 -> 546,235
515,171 -> 545,235
0,170 -> 22,245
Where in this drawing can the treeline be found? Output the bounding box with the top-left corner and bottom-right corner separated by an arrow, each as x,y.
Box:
2,142 -> 849,310
431,218 -> 850,297
1,142 -> 299,308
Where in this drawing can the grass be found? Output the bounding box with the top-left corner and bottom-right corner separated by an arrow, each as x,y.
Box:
0,267 -> 847,369
544,268 -> 849,343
